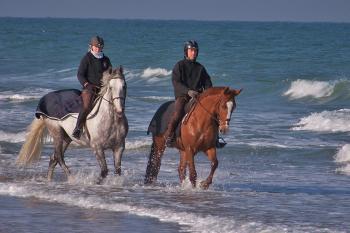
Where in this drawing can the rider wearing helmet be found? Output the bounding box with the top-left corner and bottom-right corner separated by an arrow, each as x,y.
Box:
72,35 -> 112,139
163,40 -> 213,145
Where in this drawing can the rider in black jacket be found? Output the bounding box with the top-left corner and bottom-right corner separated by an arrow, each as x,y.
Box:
163,40 -> 213,145
72,36 -> 112,139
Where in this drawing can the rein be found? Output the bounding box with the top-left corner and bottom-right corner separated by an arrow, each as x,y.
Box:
192,91 -> 233,128
193,95 -> 221,125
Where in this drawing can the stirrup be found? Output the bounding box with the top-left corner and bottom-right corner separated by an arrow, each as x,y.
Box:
216,136 -> 227,148
72,127 -> 82,139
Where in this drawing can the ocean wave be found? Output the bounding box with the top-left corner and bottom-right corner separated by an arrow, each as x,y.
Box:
283,79 -> 335,99
0,88 -> 53,102
335,144 -> 350,175
140,67 -> 172,78
139,96 -> 173,101
292,109 -> 350,132
0,130 -> 25,143
125,138 -> 152,150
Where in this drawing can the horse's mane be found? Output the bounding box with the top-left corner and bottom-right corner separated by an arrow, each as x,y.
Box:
99,68 -> 124,97
199,87 -> 228,100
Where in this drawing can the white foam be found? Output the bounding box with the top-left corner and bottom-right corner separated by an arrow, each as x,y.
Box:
334,144 -> 350,175
125,138 -> 152,150
0,130 -> 26,143
0,182 -> 293,233
141,67 -> 172,78
140,96 -> 173,101
292,109 -> 350,132
0,88 -> 53,101
283,79 -> 335,99
335,144 -> 350,163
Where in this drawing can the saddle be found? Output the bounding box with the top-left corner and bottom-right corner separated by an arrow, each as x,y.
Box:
147,98 -> 196,137
35,89 -> 83,120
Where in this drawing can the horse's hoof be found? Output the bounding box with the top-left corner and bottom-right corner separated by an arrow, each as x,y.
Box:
115,169 -> 121,176
199,181 -> 210,190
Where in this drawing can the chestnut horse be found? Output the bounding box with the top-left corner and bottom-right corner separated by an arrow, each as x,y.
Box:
145,87 -> 241,189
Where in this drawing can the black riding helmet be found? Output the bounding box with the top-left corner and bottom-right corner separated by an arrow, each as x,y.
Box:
90,36 -> 104,48
184,40 -> 199,58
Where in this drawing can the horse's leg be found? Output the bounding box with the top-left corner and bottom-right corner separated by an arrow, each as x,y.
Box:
186,150 -> 197,188
144,137 -> 165,184
54,137 -> 72,180
200,147 -> 218,189
47,138 -> 71,181
93,147 -> 108,181
178,150 -> 187,184
113,144 -> 125,176
47,153 -> 58,182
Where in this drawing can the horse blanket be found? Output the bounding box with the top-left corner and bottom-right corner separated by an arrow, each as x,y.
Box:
35,89 -> 82,120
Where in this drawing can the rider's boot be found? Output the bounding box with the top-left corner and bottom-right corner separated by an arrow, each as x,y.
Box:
216,136 -> 227,148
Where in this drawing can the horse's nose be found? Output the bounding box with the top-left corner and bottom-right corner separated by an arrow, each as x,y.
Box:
116,109 -> 124,118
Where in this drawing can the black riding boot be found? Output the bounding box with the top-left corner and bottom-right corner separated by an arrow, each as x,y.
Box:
163,117 -> 178,147
72,109 -> 88,139
216,136 -> 227,148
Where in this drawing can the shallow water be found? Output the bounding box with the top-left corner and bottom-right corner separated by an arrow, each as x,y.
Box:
1,18 -> 350,232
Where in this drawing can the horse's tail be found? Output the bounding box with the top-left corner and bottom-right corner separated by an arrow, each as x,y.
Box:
17,118 -> 47,166
144,137 -> 166,184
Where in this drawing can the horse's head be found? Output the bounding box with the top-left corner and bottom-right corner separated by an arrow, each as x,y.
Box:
217,87 -> 242,134
101,66 -> 127,117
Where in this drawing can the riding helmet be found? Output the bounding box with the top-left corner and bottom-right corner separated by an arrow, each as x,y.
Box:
184,40 -> 199,57
90,36 -> 104,48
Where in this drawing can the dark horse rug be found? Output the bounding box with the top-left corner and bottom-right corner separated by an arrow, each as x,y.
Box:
147,99 -> 196,137
35,89 -> 82,120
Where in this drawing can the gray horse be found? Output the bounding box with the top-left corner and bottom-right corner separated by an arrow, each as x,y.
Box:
17,66 -> 128,182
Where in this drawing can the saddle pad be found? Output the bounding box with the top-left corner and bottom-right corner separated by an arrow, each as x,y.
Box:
35,89 -> 82,120
147,99 -> 196,137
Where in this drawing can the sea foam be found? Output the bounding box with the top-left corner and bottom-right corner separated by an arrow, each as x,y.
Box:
0,130 -> 26,143
335,144 -> 350,175
283,79 -> 335,99
0,88 -> 53,102
292,109 -> 350,132
141,67 -> 172,78
0,182 -> 298,233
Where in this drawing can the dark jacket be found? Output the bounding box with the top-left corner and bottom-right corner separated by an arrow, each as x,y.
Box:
77,52 -> 112,87
172,58 -> 212,98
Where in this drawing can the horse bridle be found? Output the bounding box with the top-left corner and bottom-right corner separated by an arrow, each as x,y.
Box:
101,76 -> 127,106
194,93 -> 232,127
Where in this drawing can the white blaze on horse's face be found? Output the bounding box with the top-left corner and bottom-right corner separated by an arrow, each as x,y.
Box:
219,100 -> 235,134
110,77 -> 126,117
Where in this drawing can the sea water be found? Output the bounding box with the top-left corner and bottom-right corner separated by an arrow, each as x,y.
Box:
1,18 -> 350,232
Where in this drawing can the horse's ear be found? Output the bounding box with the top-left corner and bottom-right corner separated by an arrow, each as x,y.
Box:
224,87 -> 230,94
232,88 -> 242,96
117,65 -> 123,74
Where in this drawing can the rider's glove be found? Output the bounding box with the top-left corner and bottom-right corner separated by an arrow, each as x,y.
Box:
187,90 -> 199,98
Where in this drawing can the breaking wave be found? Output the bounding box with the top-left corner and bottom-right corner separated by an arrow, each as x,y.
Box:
292,109 -> 350,132
283,79 -> 335,99
140,67 -> 172,78
0,88 -> 53,102
335,144 -> 350,175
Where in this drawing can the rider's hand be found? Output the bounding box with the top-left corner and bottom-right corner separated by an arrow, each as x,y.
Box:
188,90 -> 199,98
84,83 -> 97,91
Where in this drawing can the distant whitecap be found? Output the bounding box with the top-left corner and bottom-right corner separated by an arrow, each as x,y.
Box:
284,79 -> 335,99
141,67 -> 172,78
292,109 -> 350,132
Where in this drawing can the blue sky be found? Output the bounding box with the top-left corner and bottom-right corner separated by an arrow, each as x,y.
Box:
1,0 -> 350,22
